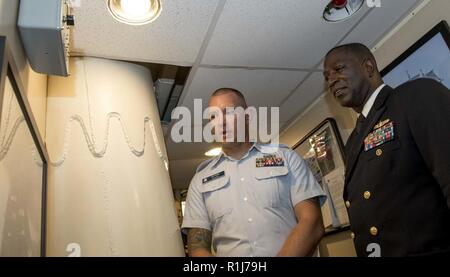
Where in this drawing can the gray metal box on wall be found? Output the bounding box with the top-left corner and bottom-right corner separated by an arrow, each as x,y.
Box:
18,0 -> 73,76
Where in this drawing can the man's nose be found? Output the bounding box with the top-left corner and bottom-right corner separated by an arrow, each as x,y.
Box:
327,74 -> 338,90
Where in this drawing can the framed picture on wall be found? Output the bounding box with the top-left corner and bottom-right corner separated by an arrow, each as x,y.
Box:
0,36 -> 48,256
292,118 -> 349,233
381,20 -> 450,89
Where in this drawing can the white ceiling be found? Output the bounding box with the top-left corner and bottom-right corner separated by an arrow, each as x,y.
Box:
71,0 -> 219,65
279,72 -> 328,123
70,0 -> 424,189
202,0 -> 366,68
181,67 -> 307,115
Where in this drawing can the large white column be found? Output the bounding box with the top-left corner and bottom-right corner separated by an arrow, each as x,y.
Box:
46,57 -> 184,256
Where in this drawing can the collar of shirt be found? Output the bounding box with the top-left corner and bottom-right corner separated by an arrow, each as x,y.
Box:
208,143 -> 280,169
361,84 -> 386,118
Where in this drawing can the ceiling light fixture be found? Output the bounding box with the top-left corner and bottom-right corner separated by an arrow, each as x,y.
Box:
205,147 -> 222,157
323,0 -> 364,22
108,0 -> 161,25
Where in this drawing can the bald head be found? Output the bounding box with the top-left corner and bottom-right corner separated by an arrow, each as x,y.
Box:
210,88 -> 247,108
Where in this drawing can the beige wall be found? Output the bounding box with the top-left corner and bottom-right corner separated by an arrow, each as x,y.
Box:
0,76 -> 44,257
280,0 -> 449,257
0,0 -> 48,140
319,231 -> 356,257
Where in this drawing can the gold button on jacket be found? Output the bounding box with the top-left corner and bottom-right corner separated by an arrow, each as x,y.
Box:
376,149 -> 383,156
370,227 -> 378,236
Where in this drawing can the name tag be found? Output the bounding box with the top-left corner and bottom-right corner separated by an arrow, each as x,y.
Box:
202,171 -> 225,184
256,154 -> 285,167
364,121 -> 395,151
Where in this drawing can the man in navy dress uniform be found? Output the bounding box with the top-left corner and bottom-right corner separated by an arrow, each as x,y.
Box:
323,43 -> 450,256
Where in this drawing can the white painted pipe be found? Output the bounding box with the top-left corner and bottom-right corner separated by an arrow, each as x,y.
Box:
45,57 -> 184,256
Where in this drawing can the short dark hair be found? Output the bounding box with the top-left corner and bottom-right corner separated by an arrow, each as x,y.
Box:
211,87 -> 247,108
326,43 -> 376,63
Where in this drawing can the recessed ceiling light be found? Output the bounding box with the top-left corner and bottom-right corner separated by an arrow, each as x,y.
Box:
323,0 -> 364,22
108,0 -> 161,25
205,147 -> 222,157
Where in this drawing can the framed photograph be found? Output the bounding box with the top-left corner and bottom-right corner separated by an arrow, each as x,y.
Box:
292,118 -> 349,233
0,36 -> 48,256
381,20 -> 450,89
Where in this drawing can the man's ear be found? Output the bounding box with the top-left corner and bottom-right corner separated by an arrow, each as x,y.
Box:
364,58 -> 376,78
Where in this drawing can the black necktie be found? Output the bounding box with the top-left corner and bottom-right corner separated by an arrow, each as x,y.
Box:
355,114 -> 366,134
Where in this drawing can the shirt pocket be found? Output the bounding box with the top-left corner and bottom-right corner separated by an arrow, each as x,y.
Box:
365,138 -> 401,161
362,139 -> 402,189
199,174 -> 232,221
253,166 -> 289,208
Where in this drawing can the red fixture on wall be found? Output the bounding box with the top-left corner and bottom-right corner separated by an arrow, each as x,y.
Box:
323,0 -> 364,22
331,0 -> 348,9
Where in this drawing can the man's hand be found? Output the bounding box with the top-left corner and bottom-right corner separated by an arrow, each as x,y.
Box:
187,228 -> 214,257
276,198 -> 325,257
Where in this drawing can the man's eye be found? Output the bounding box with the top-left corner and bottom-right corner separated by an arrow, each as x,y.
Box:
336,65 -> 345,71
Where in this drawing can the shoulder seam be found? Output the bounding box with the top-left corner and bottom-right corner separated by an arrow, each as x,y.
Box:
195,158 -> 215,173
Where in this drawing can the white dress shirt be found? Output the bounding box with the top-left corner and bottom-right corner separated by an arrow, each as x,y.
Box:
361,84 -> 386,117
